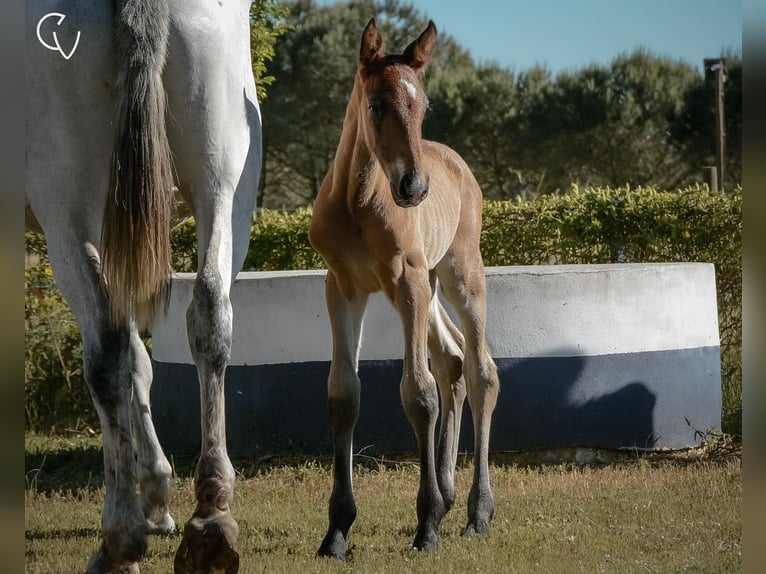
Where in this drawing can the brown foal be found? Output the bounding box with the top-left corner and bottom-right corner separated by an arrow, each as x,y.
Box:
309,18 -> 500,558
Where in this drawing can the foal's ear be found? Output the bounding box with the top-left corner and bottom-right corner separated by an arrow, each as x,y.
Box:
402,20 -> 437,73
360,18 -> 385,70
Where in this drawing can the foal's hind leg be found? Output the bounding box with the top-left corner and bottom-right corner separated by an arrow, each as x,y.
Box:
130,329 -> 175,534
437,256 -> 499,537
318,271 -> 368,559
427,274 -> 466,512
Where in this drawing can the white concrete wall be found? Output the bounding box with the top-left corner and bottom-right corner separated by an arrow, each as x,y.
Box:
152,263 -> 720,365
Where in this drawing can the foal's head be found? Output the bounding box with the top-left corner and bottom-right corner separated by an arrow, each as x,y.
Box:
357,19 -> 437,208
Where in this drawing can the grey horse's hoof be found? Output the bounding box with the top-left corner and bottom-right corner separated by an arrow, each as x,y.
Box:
145,510 -> 176,536
174,510 -> 239,574
86,534 -> 146,574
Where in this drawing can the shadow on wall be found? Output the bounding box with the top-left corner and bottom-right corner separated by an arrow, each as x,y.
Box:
152,348 -> 659,456
342,350 -> 659,454
478,351 -> 657,452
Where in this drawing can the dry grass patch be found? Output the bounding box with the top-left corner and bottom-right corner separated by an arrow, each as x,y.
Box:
26,436 -> 741,573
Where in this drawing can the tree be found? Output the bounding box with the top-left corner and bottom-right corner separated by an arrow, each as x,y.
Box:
426,64 -> 521,199
519,49 -> 702,193
250,0 -> 293,103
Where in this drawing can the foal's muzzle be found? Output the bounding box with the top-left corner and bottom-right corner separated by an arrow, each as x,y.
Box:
393,171 -> 429,208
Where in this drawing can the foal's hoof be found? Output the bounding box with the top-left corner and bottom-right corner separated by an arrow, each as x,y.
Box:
464,490 -> 494,537
174,511 -> 239,574
317,529 -> 348,560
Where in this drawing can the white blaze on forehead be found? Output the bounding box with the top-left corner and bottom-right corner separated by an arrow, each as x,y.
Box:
400,78 -> 418,100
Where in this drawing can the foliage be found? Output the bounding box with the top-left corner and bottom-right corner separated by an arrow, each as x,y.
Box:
250,0 -> 293,103
24,238 -> 98,433
245,208 -> 325,270
514,51 -> 702,193
426,64 -> 522,199
25,186 -> 741,436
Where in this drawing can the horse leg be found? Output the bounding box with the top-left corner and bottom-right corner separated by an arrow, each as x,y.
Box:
130,329 -> 175,535
43,235 -> 147,573
169,120 -> 258,573
172,204 -> 243,573
164,9 -> 261,569
427,274 -> 466,513
393,258 -> 445,551
85,325 -> 147,574
437,257 -> 499,537
318,271 -> 368,559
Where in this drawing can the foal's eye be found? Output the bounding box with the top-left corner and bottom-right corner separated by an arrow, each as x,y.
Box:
368,102 -> 382,116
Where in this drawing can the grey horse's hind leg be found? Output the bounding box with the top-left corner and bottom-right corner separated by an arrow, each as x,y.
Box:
84,321 -> 148,574
163,7 -> 261,569
44,237 -> 147,573
318,272 -> 368,559
427,276 -> 466,513
171,139 -> 258,574
130,329 -> 175,535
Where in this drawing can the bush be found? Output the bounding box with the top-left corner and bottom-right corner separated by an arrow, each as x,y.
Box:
25,240 -> 97,433
481,185 -> 741,435
25,185 -> 741,435
245,208 -> 325,271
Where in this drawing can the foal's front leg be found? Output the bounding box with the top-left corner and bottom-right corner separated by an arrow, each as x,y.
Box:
318,272 -> 368,559
394,258 -> 445,551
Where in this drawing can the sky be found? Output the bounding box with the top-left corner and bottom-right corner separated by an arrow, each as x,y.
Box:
311,0 -> 742,75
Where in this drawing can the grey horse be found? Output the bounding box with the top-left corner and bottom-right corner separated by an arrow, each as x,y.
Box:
26,1 -> 261,571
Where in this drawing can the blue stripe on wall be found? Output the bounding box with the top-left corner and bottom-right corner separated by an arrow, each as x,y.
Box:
151,346 -> 720,456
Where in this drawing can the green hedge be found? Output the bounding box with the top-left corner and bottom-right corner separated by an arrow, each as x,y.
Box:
25,238 -> 90,432
25,185 -> 741,435
170,208 -> 324,273
480,186 -> 741,437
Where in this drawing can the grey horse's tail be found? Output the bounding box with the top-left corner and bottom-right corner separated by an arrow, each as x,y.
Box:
100,0 -> 173,328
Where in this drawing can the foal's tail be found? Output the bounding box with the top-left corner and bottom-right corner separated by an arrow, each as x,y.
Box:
100,0 -> 173,328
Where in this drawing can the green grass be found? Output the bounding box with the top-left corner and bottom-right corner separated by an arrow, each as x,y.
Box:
25,434 -> 741,573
